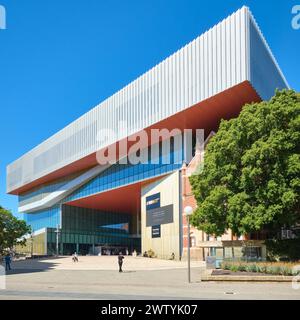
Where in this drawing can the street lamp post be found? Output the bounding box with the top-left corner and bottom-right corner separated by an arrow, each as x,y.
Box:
55,225 -> 61,256
184,206 -> 193,283
30,230 -> 34,258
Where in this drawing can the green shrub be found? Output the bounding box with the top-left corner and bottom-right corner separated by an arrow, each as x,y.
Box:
221,260 -> 299,276
259,264 -> 267,274
238,264 -> 246,272
221,261 -> 230,270
280,266 -> 293,276
267,265 -> 281,275
255,265 -> 262,273
229,264 -> 239,272
245,264 -> 257,273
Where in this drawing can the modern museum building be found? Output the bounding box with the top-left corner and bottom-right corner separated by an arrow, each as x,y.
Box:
7,7 -> 289,260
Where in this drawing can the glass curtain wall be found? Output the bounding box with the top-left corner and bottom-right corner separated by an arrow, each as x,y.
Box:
46,205 -> 139,255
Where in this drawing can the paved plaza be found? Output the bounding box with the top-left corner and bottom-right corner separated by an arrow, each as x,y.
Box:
0,256 -> 299,299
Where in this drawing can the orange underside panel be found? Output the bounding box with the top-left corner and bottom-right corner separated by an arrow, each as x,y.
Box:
12,80 -> 260,195
64,175 -> 164,214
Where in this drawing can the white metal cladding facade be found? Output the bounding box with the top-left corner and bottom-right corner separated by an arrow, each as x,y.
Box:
6,6 -> 288,193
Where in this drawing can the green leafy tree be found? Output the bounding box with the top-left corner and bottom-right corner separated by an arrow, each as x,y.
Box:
189,90 -> 300,236
0,206 -> 31,255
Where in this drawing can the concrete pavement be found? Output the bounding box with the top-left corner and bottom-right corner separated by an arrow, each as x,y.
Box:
6,255 -> 205,271
0,256 -> 299,300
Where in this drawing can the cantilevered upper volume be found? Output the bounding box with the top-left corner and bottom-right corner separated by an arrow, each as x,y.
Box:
7,6 -> 288,195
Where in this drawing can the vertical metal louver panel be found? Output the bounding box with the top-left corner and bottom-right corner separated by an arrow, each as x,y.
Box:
248,9 -> 289,100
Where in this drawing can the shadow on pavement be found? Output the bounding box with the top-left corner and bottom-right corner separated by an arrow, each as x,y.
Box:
1,257 -> 64,275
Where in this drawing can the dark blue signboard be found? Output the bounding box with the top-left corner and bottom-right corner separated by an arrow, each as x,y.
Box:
152,225 -> 161,238
146,193 -> 161,211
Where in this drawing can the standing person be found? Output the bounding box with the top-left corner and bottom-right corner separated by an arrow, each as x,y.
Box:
118,252 -> 124,272
5,253 -> 11,271
74,252 -> 79,262
72,252 -> 78,262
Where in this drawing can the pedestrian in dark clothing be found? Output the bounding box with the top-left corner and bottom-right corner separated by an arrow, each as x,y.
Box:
118,252 -> 124,272
5,254 -> 11,271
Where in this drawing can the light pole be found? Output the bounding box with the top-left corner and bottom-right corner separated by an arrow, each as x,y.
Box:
55,225 -> 61,256
30,230 -> 34,258
184,206 -> 193,283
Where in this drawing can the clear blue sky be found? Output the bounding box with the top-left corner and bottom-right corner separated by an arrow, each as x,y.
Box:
0,0 -> 299,217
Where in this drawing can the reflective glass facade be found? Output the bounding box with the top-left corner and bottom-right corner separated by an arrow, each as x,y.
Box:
24,205 -> 60,231
45,205 -> 139,255
18,172 -> 83,207
65,139 -> 184,202
62,205 -> 132,235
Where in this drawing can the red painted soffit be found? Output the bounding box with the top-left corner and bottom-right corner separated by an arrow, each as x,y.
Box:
64,175 -> 165,214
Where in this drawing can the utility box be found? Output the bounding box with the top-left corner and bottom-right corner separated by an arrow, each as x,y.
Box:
206,256 -> 216,269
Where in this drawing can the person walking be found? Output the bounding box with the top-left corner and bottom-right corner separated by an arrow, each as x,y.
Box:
74,252 -> 78,262
118,252 -> 124,272
72,252 -> 78,262
5,254 -> 11,271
